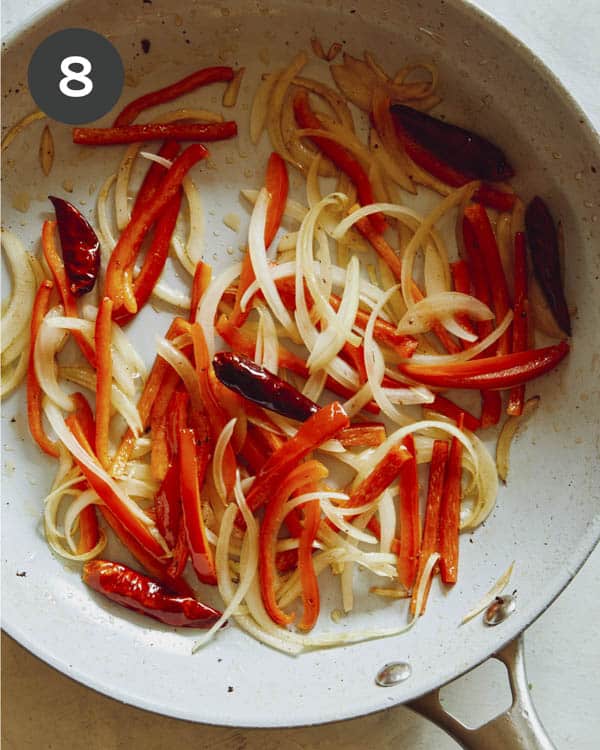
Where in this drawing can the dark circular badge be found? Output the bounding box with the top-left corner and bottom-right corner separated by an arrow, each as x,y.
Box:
28,28 -> 124,125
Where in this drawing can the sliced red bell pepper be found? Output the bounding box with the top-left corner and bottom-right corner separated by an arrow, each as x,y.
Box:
94,296 -> 113,470
293,88 -> 385,234
66,414 -> 167,561
507,232 -> 530,415
463,204 -> 512,355
189,261 -> 212,324
480,390 -> 502,429
104,144 -> 208,314
131,140 -> 181,218
259,460 -> 328,626
179,427 -> 217,585
149,369 -> 181,482
450,259 -> 478,344
41,220 -> 96,366
346,444 -> 411,510
410,439 -> 448,615
298,494 -> 322,632
27,279 -> 60,458
429,394 -> 480,431
264,151 -> 289,248
246,402 -> 349,514
353,214 -> 401,278
439,415 -> 464,584
396,435 -> 420,590
73,121 -> 237,146
399,341 -> 569,390
276,549 -> 299,574
113,66 -> 235,126
337,422 -> 387,447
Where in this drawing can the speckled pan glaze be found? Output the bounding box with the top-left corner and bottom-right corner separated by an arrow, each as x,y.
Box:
1,0 -> 599,728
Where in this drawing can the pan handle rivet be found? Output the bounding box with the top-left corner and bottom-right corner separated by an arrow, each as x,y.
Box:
375,661 -> 411,687
484,594 -> 516,626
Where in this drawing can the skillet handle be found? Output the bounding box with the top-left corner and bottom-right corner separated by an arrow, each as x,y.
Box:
407,635 -> 555,750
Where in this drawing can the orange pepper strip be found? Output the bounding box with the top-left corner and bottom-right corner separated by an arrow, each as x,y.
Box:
216,315 -> 381,415
179,427 -> 217,585
439,414 -> 464,584
150,368 -> 181,482
190,322 -> 236,495
354,215 -> 401,277
41,220 -> 96,367
298,491 -> 322,632
450,259 -> 478,344
66,414 -> 167,561
104,144 -> 208,313
189,261 -> 212,324
94,297 -> 113,470
259,460 -> 328,626
246,402 -> 349,515
27,279 -> 60,458
73,121 -> 237,146
113,66 -> 235,127
507,232 -> 529,416
397,434 -> 420,590
337,422 -> 387,448
345,444 -> 411,511
410,439 -> 449,616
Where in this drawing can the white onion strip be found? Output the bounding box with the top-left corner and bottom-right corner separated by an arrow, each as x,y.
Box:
213,418 -> 237,502
461,562 -> 515,625
396,292 -> 494,336
1,231 -> 37,355
197,262 -> 242,357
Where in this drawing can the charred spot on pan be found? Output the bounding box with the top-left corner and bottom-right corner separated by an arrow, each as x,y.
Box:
141,39 -> 151,54
227,686 -> 234,693
16,570 -> 27,577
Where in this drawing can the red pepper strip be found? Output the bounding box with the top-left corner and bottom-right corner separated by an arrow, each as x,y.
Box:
94,297 -> 113,470
179,427 -> 217,586
66,414 -> 167,561
82,560 -> 222,628
298,493 -> 322,632
354,214 -> 401,278
276,549 -> 299,574
259,460 -> 328,626
216,315 -> 381,414
114,191 -> 183,326
189,261 -> 212,323
264,151 -> 289,248
410,439 -> 449,616
246,402 -> 349,514
507,232 -> 529,415
168,525 -> 190,580
131,140 -> 181,217
293,89 -> 386,234
48,196 -> 101,297
71,393 -> 101,554
73,121 -> 238,146
229,253 -> 255,328
439,415 -> 464,584
345,444 -> 411,511
411,281 -> 462,354
113,66 -> 235,126
154,391 -> 189,550
399,341 -> 569,390
209,377 -> 248,453
337,423 -> 387,448
464,204 -> 512,355
104,144 -> 208,313
429,395 -> 480,431
190,323 -> 236,495
150,369 -> 181,482
461,218 -> 502,427
41,220 -> 96,366
389,109 -> 516,212
339,341 -> 368,385
397,435 -> 420,590
276,277 -> 418,358
27,279 -> 60,457
450,260 -> 478,344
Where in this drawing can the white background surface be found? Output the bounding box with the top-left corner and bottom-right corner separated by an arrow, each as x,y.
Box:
1,1 -> 599,748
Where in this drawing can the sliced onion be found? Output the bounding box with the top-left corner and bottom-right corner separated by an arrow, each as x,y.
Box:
461,561 -> 515,625
396,292 -> 493,336
213,418 -> 237,502
267,52 -> 308,168
1,231 -> 37,356
115,144 -> 140,230
255,303 -> 279,374
1,348 -> 29,400
250,72 -> 279,145
496,397 -> 540,484
461,430 -> 498,530
155,336 -> 202,413
197,262 -> 242,357
34,307 -> 73,412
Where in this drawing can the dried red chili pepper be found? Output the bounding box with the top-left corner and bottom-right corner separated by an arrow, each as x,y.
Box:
390,104 -> 514,182
82,560 -> 222,628
525,196 -> 571,336
213,351 -> 319,422
48,196 -> 100,296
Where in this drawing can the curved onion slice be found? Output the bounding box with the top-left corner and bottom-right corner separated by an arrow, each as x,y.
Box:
197,262 -> 242,357
34,307 -> 73,412
461,561 -> 515,625
396,292 -> 494,335
250,72 -> 279,144
496,397 -> 540,483
213,418 -> 237,502
1,231 -> 37,356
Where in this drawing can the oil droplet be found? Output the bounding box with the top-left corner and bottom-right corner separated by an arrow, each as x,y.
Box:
575,172 -> 583,180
